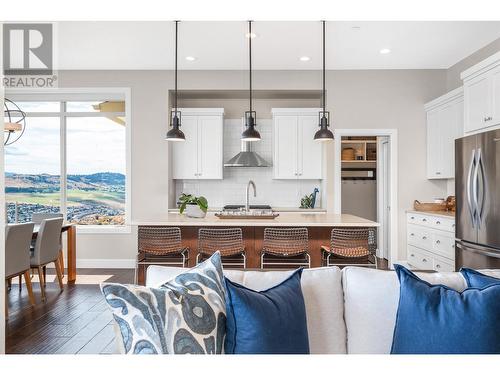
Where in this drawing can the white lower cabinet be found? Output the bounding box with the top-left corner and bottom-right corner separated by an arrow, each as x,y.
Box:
406,212 -> 455,271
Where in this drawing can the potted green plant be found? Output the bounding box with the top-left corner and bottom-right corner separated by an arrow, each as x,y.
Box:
178,193 -> 208,218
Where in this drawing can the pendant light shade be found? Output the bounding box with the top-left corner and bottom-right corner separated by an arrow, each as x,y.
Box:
314,20 -> 334,141
166,21 -> 185,142
242,21 -> 261,142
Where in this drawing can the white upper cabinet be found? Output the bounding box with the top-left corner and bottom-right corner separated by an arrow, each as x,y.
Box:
171,108 -> 224,180
272,109 -> 323,180
424,88 -> 463,179
461,51 -> 500,134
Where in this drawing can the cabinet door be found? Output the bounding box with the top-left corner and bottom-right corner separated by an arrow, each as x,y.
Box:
171,115 -> 199,179
298,115 -> 322,179
273,115 -> 298,179
439,102 -> 459,178
464,74 -> 491,133
426,108 -> 443,179
491,66 -> 500,126
197,115 -> 223,179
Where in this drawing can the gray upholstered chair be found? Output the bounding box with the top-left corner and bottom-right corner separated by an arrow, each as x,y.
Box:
30,217 -> 64,300
5,222 -> 36,316
31,213 -> 64,283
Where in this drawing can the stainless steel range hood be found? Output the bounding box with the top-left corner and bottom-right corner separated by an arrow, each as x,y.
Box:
224,141 -> 270,167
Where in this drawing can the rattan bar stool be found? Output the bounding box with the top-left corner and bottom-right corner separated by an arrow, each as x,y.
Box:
135,226 -> 189,283
321,227 -> 377,268
197,228 -> 246,268
261,228 -> 311,269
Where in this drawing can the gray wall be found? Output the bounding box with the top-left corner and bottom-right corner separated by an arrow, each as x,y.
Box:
446,37 -> 500,91
59,69 -> 447,262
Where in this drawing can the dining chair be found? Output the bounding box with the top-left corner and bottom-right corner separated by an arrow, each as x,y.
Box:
5,222 -> 36,317
261,227 -> 311,269
321,227 -> 378,268
30,217 -> 65,300
136,226 -> 189,284
31,213 -> 64,286
197,228 -> 246,268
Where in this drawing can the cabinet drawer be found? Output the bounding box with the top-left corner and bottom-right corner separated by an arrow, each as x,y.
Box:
407,246 -> 433,270
433,256 -> 455,272
429,217 -> 455,232
407,212 -> 455,233
432,233 -> 455,260
407,224 -> 432,251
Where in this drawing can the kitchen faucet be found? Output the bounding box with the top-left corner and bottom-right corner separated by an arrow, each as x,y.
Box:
245,180 -> 256,212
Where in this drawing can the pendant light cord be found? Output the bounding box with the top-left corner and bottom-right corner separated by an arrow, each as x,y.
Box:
249,20 -> 253,115
174,20 -> 179,116
322,20 -> 326,114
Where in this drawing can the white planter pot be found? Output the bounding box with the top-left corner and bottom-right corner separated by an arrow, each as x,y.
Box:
184,204 -> 207,218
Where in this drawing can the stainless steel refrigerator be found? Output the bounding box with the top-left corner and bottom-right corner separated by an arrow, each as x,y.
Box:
455,128 -> 500,269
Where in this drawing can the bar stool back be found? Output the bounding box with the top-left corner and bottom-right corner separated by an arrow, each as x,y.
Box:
261,227 -> 310,269
197,228 -> 245,268
135,226 -> 189,283
322,227 -> 377,268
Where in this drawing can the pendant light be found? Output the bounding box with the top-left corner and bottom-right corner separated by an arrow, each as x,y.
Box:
241,20 -> 261,142
314,20 -> 334,141
166,20 -> 185,142
4,98 -> 27,146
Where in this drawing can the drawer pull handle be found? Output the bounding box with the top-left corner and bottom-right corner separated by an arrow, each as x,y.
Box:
435,240 -> 441,244
452,224 -> 455,228
410,254 -> 415,257
410,216 -> 415,220
422,236 -> 427,240
436,221 -> 441,225
422,258 -> 427,263
422,218 -> 427,222
436,264 -> 441,269
410,233 -> 414,236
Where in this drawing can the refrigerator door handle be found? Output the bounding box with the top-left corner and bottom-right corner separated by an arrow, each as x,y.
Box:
472,149 -> 481,229
466,149 -> 476,228
476,148 -> 486,225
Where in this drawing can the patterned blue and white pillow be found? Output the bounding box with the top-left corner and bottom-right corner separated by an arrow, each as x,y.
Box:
101,252 -> 226,354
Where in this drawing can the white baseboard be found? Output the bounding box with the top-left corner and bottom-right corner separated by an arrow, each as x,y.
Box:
76,259 -> 135,269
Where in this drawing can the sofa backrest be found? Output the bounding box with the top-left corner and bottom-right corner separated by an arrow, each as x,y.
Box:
146,265 -> 347,354
341,267 -> 500,354
146,265 -> 500,355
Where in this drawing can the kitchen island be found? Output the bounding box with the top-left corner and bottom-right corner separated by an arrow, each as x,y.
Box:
133,213 -> 379,283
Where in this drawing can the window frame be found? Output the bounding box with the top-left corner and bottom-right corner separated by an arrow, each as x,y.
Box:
5,88 -> 132,234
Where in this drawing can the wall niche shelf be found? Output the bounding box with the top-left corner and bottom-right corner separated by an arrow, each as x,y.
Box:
341,138 -> 377,162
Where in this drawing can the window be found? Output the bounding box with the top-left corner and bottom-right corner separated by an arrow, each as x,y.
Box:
4,91 -> 129,229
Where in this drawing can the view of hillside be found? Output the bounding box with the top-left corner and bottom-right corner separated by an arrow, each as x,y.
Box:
5,172 -> 125,225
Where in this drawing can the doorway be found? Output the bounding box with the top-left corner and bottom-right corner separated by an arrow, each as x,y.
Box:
332,129 -> 398,268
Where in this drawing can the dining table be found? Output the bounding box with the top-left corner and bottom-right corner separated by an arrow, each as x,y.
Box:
32,223 -> 77,283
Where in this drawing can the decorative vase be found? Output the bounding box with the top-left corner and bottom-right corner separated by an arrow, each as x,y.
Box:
184,204 -> 207,218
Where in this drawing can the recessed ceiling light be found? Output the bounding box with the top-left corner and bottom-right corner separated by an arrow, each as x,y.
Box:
299,56 -> 311,62
380,48 -> 391,54
352,26 -> 361,30
185,56 -> 196,61
245,32 -> 257,39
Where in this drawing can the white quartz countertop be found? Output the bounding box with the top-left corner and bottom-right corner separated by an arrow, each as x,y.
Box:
132,212 -> 379,227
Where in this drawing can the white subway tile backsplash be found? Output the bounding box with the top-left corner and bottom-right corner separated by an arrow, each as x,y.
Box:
174,119 -> 322,209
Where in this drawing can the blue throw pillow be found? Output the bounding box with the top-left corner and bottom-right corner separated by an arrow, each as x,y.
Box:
224,269 -> 309,354
391,264 -> 500,354
460,268 -> 500,288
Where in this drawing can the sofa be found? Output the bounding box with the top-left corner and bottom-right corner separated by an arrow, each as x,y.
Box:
146,265 -> 500,354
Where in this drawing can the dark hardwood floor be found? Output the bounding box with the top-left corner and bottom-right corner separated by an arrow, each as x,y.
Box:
6,268 -> 133,354
6,260 -> 388,354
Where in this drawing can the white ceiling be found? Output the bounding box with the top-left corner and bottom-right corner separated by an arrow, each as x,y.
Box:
57,21 -> 500,70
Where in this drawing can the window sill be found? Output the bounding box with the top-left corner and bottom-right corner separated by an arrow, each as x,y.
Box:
76,225 -> 132,235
